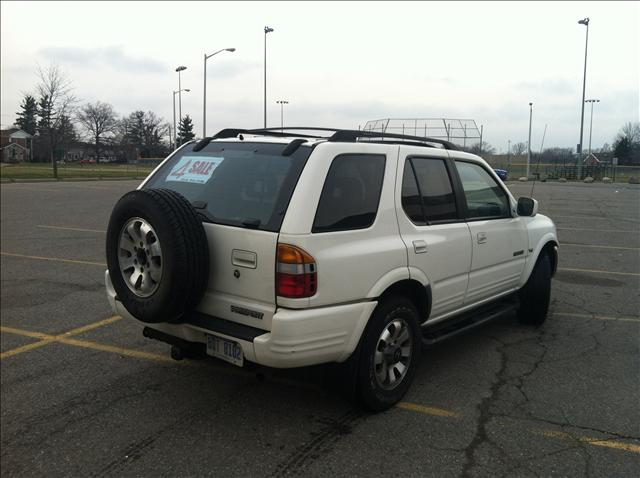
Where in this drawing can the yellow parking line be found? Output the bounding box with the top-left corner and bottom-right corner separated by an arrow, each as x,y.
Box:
537,430 -> 640,454
37,225 -> 106,234
56,337 -> 178,364
0,326 -> 51,340
561,243 -> 640,251
558,267 -> 640,277
0,252 -> 106,267
0,316 -> 121,360
396,401 -> 460,418
554,312 -> 640,323
59,315 -> 122,336
0,339 -> 56,359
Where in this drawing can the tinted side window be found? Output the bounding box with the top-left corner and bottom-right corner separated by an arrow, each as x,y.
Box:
312,154 -> 385,233
455,161 -> 510,219
401,161 -> 425,225
411,158 -> 458,222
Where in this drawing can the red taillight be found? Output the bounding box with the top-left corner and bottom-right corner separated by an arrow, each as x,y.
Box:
276,244 -> 317,298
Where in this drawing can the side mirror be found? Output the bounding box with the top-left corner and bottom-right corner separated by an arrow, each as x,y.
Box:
517,197 -> 538,216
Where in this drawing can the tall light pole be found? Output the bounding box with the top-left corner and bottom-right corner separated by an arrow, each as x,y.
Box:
173,88 -> 190,147
175,65 -> 187,127
527,102 -> 533,178
577,17 -> 590,178
203,48 -> 235,138
276,100 -> 288,132
585,98 -> 600,156
264,26 -> 274,128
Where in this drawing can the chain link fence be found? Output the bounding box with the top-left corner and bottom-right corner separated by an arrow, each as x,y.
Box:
484,157 -> 640,183
362,118 -> 481,149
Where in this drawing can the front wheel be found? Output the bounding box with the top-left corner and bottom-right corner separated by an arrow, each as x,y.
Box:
356,297 -> 422,412
518,253 -> 552,326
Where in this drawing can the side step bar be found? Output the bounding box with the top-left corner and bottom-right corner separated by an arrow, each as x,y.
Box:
422,299 -> 517,346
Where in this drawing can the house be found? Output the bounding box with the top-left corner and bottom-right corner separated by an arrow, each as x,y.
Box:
1,128 -> 34,162
2,142 -> 29,163
583,153 -> 601,166
62,141 -> 139,163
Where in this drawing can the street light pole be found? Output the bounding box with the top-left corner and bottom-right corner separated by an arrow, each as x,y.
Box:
173,89 -> 190,147
175,65 -> 187,128
264,26 -> 274,128
577,17 -> 590,178
527,102 -> 533,178
276,100 -> 288,132
586,98 -> 600,156
203,48 -> 236,138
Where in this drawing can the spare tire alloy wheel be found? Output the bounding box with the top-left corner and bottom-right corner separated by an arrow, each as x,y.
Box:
118,217 -> 163,297
106,188 -> 209,324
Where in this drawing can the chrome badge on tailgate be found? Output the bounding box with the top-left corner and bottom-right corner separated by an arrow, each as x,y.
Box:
230,305 -> 264,320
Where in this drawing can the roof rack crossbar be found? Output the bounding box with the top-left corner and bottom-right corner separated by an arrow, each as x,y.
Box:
328,130 -> 459,150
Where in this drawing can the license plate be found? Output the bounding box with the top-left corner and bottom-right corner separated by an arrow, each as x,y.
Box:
206,334 -> 244,367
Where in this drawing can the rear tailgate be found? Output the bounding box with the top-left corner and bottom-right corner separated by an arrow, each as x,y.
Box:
141,139 -> 312,331
197,223 -> 278,330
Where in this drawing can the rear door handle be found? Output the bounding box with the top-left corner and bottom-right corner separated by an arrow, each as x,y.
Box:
232,249 -> 257,269
413,240 -> 428,254
477,232 -> 487,244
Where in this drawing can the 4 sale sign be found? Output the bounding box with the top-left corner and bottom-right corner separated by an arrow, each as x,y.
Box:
166,156 -> 224,184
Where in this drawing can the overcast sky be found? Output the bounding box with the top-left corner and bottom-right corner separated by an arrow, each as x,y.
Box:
1,1 -> 638,152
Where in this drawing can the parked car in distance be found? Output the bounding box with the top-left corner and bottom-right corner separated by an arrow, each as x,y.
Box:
494,168 -> 508,181
79,159 -> 96,164
105,127 -> 558,411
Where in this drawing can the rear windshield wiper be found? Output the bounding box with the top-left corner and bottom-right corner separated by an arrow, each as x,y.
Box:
241,218 -> 261,229
191,201 -> 215,223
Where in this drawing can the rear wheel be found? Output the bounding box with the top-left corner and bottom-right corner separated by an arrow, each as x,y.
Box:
518,253 -> 552,326
356,297 -> 422,411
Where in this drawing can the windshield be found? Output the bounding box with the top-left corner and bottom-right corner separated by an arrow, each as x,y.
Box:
143,141 -> 312,232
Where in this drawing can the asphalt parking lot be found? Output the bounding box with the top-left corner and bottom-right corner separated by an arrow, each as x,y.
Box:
1,179 -> 639,477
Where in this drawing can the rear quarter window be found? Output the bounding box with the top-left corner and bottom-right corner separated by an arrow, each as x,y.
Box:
312,154 -> 386,233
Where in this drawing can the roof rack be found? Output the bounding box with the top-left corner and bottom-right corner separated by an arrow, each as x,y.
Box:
199,127 -> 460,151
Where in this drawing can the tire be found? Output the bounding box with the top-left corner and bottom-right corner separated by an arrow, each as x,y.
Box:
517,252 -> 551,326
356,296 -> 422,412
106,188 -> 209,323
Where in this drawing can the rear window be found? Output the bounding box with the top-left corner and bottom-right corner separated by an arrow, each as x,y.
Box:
143,141 -> 311,232
312,154 -> 386,233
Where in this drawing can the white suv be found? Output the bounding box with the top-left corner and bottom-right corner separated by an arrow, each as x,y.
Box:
105,128 -> 558,411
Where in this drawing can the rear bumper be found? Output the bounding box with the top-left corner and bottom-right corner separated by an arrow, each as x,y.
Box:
106,271 -> 376,368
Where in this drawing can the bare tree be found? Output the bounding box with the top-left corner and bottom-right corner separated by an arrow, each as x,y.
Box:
468,141 -> 496,155
511,142 -> 527,156
35,63 -> 76,177
617,122 -> 640,144
77,101 -> 118,161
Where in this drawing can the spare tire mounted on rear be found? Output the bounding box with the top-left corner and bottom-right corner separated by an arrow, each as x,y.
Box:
106,188 -> 209,323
